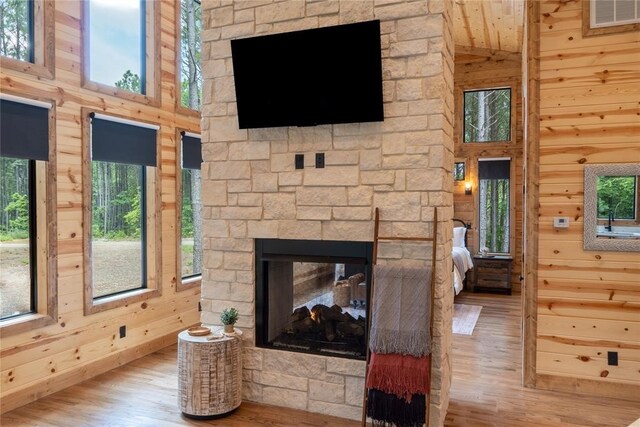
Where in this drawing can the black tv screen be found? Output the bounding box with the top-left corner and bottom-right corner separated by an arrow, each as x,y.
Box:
230,20 -> 384,129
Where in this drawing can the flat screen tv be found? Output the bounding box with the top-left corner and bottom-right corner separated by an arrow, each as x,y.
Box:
230,20 -> 384,129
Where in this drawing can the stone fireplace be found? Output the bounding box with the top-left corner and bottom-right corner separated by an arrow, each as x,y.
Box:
200,0 -> 455,423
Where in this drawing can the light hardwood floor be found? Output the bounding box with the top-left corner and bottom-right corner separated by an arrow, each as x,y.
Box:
2,292 -> 638,426
447,292 -> 639,427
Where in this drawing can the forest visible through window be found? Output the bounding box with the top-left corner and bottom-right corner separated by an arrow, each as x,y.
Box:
180,0 -> 202,110
597,176 -> 637,220
182,168 -> 202,278
464,88 -> 511,143
179,0 -> 202,281
91,161 -> 145,298
0,157 -> 33,319
0,0 -> 33,62
478,159 -> 510,254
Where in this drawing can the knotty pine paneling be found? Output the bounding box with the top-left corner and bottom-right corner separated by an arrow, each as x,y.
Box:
536,1 -> 640,389
0,1 -> 200,413
453,49 -> 524,292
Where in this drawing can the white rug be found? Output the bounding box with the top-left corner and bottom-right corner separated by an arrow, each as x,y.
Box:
452,304 -> 482,335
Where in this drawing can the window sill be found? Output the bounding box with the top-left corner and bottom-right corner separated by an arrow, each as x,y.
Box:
463,140 -> 511,144
178,275 -> 202,292
81,80 -> 160,108
0,56 -> 54,80
0,313 -> 56,336
176,103 -> 201,118
85,288 -> 161,315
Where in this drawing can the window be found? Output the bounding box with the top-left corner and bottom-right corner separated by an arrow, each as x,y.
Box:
463,88 -> 511,143
178,0 -> 202,111
0,0 -> 33,62
597,175 -> 637,220
454,162 -> 465,181
478,158 -> 510,254
87,0 -> 144,93
179,132 -> 202,284
0,96 -> 56,331
590,0 -> 639,28
83,0 -> 158,103
584,0 -> 640,35
0,157 -> 34,319
0,0 -> 54,78
84,112 -> 160,313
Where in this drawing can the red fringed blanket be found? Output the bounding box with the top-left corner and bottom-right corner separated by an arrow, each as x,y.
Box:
366,352 -> 430,402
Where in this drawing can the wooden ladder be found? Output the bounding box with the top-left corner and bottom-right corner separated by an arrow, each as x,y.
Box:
360,207 -> 438,427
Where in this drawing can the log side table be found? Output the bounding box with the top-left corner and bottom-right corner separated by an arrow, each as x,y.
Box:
178,329 -> 242,418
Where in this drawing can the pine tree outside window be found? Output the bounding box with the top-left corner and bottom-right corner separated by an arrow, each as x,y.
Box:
0,156 -> 34,319
478,158 -> 511,254
84,112 -> 161,313
0,1 -> 54,79
0,97 -> 55,327
0,0 -> 34,63
464,88 -> 511,143
179,0 -> 202,111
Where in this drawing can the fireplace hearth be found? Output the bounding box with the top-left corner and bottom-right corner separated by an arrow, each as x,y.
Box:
255,239 -> 373,360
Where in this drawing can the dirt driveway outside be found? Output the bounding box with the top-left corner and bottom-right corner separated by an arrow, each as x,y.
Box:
1,240 -> 196,318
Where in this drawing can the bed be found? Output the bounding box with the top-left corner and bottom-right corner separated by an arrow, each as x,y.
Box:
452,219 -> 473,295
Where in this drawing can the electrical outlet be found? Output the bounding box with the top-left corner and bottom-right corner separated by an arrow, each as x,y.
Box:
295,154 -> 304,169
119,325 -> 126,339
608,351 -> 618,366
315,152 -> 325,168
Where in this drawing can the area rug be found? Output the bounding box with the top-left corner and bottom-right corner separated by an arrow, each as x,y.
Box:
452,304 -> 482,335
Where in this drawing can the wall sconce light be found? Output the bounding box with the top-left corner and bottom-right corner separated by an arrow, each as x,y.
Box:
464,182 -> 472,195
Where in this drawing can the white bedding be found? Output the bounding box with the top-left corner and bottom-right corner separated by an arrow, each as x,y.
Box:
452,246 -> 473,295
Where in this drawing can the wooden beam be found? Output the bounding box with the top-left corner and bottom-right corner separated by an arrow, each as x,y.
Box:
523,0 -> 540,389
455,45 -> 522,61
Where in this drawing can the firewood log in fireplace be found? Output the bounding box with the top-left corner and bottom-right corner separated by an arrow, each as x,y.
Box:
285,304 -> 365,342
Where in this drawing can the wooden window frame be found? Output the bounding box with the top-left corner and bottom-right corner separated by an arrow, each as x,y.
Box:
460,84 -> 516,145
81,0 -> 161,107
583,0 -> 640,37
82,109 -> 162,315
0,93 -> 57,336
176,128 -> 201,292
0,0 -> 55,80
175,0 -> 202,118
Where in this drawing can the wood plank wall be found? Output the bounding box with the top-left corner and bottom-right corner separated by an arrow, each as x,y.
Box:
0,1 -> 201,413
453,48 -> 524,292
536,0 -> 640,391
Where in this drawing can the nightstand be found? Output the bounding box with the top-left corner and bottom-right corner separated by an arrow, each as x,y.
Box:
472,255 -> 513,294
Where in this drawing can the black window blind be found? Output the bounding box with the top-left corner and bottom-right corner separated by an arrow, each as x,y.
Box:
181,133 -> 202,170
0,99 -> 49,161
91,114 -> 157,167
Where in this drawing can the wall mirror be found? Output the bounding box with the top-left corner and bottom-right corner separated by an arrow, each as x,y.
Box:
584,163 -> 640,252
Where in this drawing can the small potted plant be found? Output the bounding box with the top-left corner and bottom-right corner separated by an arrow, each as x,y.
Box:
220,307 -> 239,333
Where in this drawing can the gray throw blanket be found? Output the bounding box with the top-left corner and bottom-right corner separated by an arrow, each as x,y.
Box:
369,265 -> 432,357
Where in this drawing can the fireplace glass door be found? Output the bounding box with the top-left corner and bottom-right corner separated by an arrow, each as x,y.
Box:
255,239 -> 373,359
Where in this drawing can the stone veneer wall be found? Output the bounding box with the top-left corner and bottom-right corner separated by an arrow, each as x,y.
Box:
200,0 -> 455,424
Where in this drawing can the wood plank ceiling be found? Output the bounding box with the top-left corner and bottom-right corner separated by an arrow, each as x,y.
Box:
453,0 -> 525,53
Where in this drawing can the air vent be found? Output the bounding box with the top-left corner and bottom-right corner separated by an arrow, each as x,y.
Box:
591,0 -> 640,28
